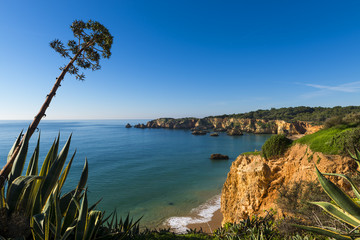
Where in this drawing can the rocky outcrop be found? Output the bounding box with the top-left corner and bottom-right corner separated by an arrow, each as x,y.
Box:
134,123 -> 146,128
125,123 -> 132,128
210,133 -> 219,137
145,117 -> 320,135
210,154 -> 229,160
192,130 -> 207,135
221,144 -> 356,224
226,128 -> 243,136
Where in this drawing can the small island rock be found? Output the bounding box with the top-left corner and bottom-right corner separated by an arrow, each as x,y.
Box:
125,123 -> 132,128
210,154 -> 229,160
192,130 -> 207,135
134,123 -> 147,129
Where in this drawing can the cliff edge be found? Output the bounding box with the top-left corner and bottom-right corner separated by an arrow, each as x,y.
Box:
220,144 -> 356,224
146,117 -> 321,135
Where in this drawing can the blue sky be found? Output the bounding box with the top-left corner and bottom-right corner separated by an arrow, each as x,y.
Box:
1,1 -> 360,120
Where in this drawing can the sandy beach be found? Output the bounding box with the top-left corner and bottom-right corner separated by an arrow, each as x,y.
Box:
187,209 -> 223,233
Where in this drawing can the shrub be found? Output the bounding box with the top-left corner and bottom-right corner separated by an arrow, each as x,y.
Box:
262,135 -> 292,159
324,116 -> 344,129
334,127 -> 360,155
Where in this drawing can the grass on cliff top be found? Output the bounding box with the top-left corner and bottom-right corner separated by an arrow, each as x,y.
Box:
241,151 -> 262,156
295,124 -> 360,155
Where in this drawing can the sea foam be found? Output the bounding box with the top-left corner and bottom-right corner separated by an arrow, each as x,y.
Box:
165,194 -> 221,233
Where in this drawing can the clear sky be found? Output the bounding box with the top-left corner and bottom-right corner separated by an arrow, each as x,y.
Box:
1,1 -> 360,120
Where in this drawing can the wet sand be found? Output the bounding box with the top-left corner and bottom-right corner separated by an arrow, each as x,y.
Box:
186,209 -> 223,233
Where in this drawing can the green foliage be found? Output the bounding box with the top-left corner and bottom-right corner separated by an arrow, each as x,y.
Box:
133,228 -> 211,240
213,106 -> 360,124
213,212 -> 281,240
241,151 -> 262,156
0,130 -> 140,240
262,135 -> 292,159
50,19 -> 113,80
296,125 -> 360,156
296,150 -> 360,239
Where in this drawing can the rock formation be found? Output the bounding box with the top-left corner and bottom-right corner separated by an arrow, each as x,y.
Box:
192,130 -> 207,135
134,123 -> 146,128
125,123 -> 132,128
220,144 -> 356,224
210,133 -> 219,137
226,128 -> 243,136
145,117 -> 320,135
210,154 -> 229,160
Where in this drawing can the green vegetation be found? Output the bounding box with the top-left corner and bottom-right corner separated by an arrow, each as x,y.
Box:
295,150 -> 360,239
213,106 -> 360,124
296,125 -> 360,156
241,151 -> 262,156
262,135 -> 293,159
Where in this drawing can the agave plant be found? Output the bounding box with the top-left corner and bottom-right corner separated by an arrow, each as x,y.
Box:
0,129 -> 102,239
296,149 -> 360,239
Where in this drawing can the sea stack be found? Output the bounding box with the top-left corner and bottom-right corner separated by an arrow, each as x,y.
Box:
210,153 -> 229,160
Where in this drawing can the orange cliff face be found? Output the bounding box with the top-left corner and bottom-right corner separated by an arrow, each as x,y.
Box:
146,117 -> 321,135
220,144 -> 356,225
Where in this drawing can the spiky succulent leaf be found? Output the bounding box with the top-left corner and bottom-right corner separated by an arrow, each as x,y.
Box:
8,129 -> 30,186
58,150 -> 76,191
27,134 -> 40,176
311,201 -> 360,227
7,131 -> 23,162
294,225 -> 352,240
75,190 -> 88,240
39,135 -> 72,209
6,175 -> 41,213
323,172 -> 360,199
315,165 -> 360,220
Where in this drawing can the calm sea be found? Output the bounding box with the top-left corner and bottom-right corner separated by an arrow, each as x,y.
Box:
0,120 -> 271,230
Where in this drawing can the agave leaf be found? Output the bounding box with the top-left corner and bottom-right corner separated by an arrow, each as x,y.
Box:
39,139 -> 57,177
8,129 -> 30,186
323,172 -> 360,199
315,166 -> 360,220
84,210 -> 102,240
60,190 -> 76,216
60,224 -> 76,240
311,201 -> 360,227
26,134 -> 40,176
7,130 -> 23,162
50,133 -> 60,167
40,135 -> 72,209
61,198 -> 79,235
0,186 -> 5,208
58,150 -> 76,192
18,177 -> 42,213
293,224 -> 352,240
45,212 -> 50,240
75,159 -> 88,198
6,175 -> 41,213
51,186 -> 62,240
31,213 -> 45,240
88,198 -> 102,212
75,190 -> 88,240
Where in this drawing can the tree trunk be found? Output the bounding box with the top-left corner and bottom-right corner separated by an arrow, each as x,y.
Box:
0,42 -> 93,188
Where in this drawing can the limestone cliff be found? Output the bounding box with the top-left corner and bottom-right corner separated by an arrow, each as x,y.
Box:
146,117 -> 321,135
220,144 -> 356,224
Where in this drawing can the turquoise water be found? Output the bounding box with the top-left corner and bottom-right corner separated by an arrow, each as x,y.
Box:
0,120 -> 271,228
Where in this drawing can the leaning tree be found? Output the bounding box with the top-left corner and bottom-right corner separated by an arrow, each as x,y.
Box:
0,20 -> 113,187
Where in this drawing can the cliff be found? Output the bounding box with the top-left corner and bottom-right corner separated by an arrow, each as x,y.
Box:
220,144 -> 356,224
146,117 -> 321,135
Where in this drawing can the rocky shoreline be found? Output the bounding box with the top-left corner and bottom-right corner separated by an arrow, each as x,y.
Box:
131,117 -> 321,135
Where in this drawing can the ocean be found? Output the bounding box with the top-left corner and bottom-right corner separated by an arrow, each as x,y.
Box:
0,120 -> 271,231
